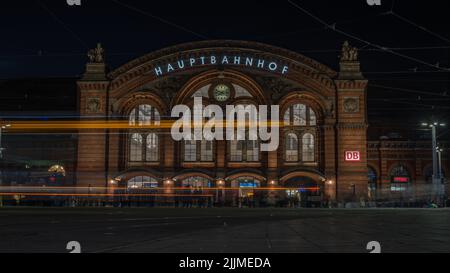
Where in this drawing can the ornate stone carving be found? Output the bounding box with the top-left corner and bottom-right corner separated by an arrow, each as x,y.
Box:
325,99 -> 335,117
86,97 -> 101,113
259,77 -> 292,100
340,41 -> 358,62
88,43 -> 105,63
343,97 -> 359,113
153,76 -> 188,105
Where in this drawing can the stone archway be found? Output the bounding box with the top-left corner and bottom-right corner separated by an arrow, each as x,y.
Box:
279,170 -> 328,207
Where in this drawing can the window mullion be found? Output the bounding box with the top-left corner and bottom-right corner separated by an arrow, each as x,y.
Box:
306,106 -> 310,126
143,133 -> 147,162
298,131 -> 302,162
197,140 -> 201,161
135,106 -> 139,124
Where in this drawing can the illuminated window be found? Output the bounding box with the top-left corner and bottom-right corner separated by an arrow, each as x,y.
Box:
230,140 -> 243,161
184,140 -> 197,162
127,176 -> 158,189
183,140 -> 214,162
246,140 -> 259,161
129,133 -> 159,162
285,133 -> 298,162
129,104 -> 160,126
309,108 -> 317,126
200,140 -> 213,161
130,133 -> 143,161
231,177 -> 261,188
146,133 -> 159,161
230,140 -> 259,162
48,165 -> 66,177
284,104 -> 317,126
302,133 -> 315,162
293,104 -> 306,126
182,176 -> 211,188
283,110 -> 290,125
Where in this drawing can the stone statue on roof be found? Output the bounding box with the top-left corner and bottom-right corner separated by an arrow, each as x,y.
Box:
340,41 -> 358,62
88,43 -> 104,63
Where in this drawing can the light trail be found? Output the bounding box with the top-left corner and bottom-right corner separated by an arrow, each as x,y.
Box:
1,120 -> 284,131
0,192 -> 214,197
0,186 -> 321,192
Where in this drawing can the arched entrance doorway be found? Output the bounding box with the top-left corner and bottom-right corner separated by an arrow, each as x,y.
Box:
284,176 -> 322,208
178,176 -> 214,208
230,176 -> 262,207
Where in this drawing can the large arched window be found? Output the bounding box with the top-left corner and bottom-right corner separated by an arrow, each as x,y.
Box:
283,103 -> 317,163
285,133 -> 298,162
128,104 -> 160,163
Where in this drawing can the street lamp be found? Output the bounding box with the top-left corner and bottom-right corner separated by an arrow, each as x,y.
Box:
0,124 -> 11,159
0,123 -> 11,187
421,122 -> 446,201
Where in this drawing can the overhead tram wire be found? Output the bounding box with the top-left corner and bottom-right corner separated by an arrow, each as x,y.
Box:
35,0 -> 89,50
369,84 -> 449,97
386,0 -> 450,44
286,0 -> 450,72
110,0 -> 208,40
363,70 -> 450,74
252,11 -> 390,40
390,12 -> 450,44
370,99 -> 450,110
1,45 -> 449,58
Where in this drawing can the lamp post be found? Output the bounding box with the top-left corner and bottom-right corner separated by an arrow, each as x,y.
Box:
0,124 -> 11,187
0,124 -> 11,159
422,122 -> 446,202
437,147 -> 443,181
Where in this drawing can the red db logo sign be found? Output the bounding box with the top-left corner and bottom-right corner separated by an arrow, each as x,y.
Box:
345,151 -> 360,161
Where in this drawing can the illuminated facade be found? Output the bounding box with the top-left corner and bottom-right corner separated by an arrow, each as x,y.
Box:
76,40 -> 371,204
2,40 -> 447,206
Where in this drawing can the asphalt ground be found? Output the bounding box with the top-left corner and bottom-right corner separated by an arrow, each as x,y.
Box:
0,207 -> 449,253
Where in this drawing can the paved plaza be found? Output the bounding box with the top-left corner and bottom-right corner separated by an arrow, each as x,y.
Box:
0,208 -> 449,253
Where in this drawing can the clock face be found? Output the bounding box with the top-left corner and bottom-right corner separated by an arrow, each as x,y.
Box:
213,84 -> 231,102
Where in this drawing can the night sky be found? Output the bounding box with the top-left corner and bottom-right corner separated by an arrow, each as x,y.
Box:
0,0 -> 449,135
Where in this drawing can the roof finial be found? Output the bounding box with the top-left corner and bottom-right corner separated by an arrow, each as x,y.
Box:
340,41 -> 358,62
88,43 -> 105,63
